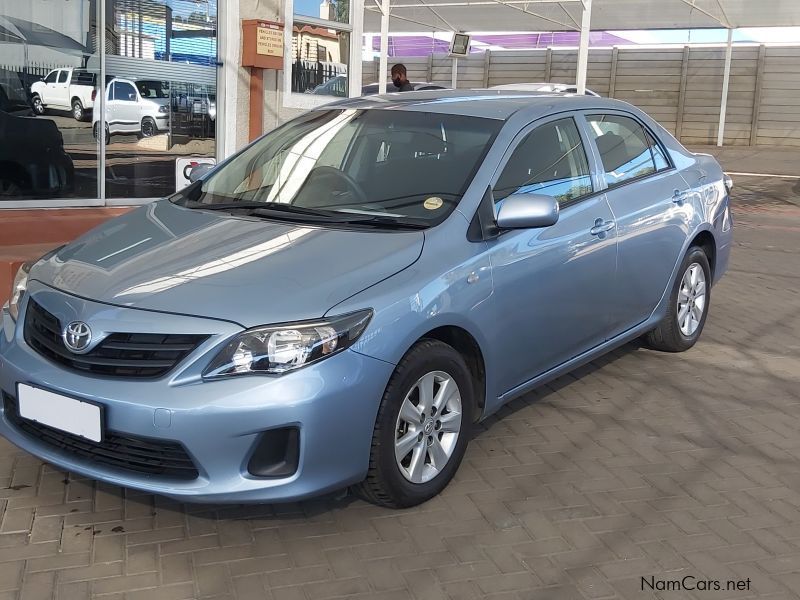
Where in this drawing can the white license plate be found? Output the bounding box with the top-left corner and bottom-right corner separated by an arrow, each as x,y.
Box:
17,384 -> 102,443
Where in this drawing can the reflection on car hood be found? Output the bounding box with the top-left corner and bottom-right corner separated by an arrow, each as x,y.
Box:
143,97 -> 169,108
30,201 -> 424,327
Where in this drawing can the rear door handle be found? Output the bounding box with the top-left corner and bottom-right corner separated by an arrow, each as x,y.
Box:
673,189 -> 689,204
590,218 -> 615,236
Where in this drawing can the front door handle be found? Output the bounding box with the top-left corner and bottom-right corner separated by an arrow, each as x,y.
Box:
590,218 -> 615,236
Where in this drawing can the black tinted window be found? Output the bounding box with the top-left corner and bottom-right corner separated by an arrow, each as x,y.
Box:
495,118 -> 593,205
44,71 -> 58,84
57,70 -> 68,83
113,81 -> 136,102
73,71 -> 96,86
586,114 -> 656,188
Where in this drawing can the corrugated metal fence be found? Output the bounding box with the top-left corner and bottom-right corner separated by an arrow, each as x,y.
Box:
364,45 -> 800,147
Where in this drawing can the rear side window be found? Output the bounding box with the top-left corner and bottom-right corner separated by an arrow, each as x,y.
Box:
494,117 -> 593,206
57,70 -> 68,83
586,114 -> 660,188
645,130 -> 670,171
73,71 -> 95,86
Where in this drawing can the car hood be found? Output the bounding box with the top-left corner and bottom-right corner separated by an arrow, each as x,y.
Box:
30,201 -> 424,327
143,97 -> 169,109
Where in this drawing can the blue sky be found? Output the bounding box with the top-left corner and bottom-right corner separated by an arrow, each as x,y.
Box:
295,0 -> 325,19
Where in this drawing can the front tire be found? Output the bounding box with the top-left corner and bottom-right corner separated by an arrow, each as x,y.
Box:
645,246 -> 711,352
353,339 -> 473,508
140,117 -> 156,137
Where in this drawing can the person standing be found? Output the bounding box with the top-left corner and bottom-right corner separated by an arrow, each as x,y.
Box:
391,64 -> 414,92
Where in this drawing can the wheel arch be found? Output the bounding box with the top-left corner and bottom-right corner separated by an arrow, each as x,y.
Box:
0,161 -> 30,185
415,325 -> 487,423
689,229 -> 717,282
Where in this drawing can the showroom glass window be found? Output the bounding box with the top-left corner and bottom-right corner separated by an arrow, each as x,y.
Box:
585,114 -> 667,188
494,118 -> 593,206
102,0 -> 218,199
291,0 -> 352,97
0,0 -> 99,201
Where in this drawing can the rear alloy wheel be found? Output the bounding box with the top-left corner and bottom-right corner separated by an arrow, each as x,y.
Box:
0,176 -> 23,197
645,246 -> 711,352
72,99 -> 85,121
93,122 -> 110,146
354,339 -> 473,508
141,117 -> 156,137
32,95 -> 45,115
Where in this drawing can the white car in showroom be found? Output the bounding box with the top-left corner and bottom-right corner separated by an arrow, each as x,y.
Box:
92,78 -> 169,144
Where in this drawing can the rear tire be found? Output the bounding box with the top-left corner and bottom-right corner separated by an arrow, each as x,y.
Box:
72,99 -> 85,121
353,339 -> 473,508
0,174 -> 25,197
645,246 -> 711,352
93,122 -> 110,146
32,95 -> 45,115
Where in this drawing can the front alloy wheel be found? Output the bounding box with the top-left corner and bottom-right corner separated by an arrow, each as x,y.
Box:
141,117 -> 156,137
354,339 -> 473,508
394,371 -> 462,484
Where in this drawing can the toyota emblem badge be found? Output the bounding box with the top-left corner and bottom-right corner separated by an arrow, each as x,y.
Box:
62,321 -> 92,354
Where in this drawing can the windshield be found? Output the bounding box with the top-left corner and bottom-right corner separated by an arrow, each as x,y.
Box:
136,80 -> 169,99
174,109 -> 501,227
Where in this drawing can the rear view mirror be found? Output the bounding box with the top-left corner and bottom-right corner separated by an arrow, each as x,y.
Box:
495,193 -> 559,229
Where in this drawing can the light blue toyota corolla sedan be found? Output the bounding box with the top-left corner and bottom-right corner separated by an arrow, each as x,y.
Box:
0,90 -> 732,507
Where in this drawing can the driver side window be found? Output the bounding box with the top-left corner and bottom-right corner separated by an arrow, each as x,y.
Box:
44,71 -> 58,84
494,118 -> 593,206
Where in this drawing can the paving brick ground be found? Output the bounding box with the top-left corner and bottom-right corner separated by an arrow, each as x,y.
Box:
1,175 -> 799,599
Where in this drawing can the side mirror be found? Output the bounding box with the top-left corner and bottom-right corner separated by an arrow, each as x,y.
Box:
187,162 -> 214,183
495,193 -> 559,229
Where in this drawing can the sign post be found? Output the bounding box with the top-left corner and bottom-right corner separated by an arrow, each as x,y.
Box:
241,20 -> 285,141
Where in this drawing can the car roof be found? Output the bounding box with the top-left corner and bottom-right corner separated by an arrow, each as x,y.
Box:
324,88 -> 632,121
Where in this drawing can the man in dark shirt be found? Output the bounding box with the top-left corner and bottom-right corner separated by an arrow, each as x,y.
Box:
391,64 -> 414,92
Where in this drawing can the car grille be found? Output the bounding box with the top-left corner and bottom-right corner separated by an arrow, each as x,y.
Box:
3,392 -> 199,480
23,299 -> 208,379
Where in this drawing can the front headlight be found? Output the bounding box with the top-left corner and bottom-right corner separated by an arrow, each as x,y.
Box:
158,105 -> 168,114
203,309 -> 373,378
8,262 -> 32,322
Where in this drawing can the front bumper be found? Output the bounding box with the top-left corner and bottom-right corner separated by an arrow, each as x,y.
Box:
0,284 -> 393,503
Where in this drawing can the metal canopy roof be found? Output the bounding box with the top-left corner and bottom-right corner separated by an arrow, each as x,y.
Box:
363,0 -> 800,33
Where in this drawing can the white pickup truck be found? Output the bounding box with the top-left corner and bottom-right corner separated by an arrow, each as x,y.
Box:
30,68 -> 96,121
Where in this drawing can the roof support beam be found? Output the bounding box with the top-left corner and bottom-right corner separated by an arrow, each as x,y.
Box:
677,0 -> 731,28
379,0 -> 391,94
576,0 -> 592,94
717,27 -> 733,146
487,0 -> 577,31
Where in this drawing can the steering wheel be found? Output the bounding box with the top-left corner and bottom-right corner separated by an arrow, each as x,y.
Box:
302,166 -> 369,207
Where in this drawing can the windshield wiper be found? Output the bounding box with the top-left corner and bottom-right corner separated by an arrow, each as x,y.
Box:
186,201 -> 427,229
337,215 -> 429,230
184,201 -> 333,217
